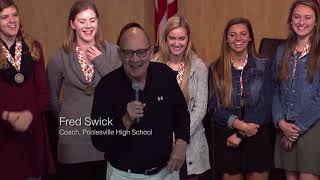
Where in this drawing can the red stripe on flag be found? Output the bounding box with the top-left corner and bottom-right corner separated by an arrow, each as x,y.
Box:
154,0 -> 178,44
167,0 -> 178,17
155,0 -> 167,43
155,0 -> 167,25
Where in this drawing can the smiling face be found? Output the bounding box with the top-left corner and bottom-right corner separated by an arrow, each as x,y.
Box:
227,23 -> 251,55
291,4 -> 316,40
119,27 -> 152,82
0,5 -> 19,40
70,8 -> 98,45
166,26 -> 188,58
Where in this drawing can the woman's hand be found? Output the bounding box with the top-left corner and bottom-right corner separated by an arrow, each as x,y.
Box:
87,46 -> 102,61
280,135 -> 294,152
241,122 -> 260,137
227,133 -> 242,148
2,110 -> 33,132
278,119 -> 300,142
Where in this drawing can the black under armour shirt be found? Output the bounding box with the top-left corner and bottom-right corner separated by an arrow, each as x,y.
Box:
91,62 -> 190,171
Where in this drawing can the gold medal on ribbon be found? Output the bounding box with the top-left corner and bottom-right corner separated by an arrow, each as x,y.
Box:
84,84 -> 93,96
14,72 -> 24,83
2,41 -> 23,83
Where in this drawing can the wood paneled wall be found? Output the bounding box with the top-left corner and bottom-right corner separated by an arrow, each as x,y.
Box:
16,0 -> 154,63
15,0 -> 292,64
179,0 -> 293,63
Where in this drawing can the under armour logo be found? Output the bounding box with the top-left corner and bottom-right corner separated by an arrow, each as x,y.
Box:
157,96 -> 163,101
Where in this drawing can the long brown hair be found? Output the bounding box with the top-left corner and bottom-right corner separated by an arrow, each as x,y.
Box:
0,0 -> 40,69
63,0 -> 103,53
210,17 -> 260,108
278,0 -> 320,82
155,15 -> 194,101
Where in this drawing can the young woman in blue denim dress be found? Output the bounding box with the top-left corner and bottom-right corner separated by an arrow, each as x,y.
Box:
272,0 -> 320,179
208,17 -> 273,180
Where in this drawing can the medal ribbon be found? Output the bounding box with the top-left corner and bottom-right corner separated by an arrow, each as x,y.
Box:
231,54 -> 248,96
292,42 -> 311,78
167,61 -> 185,86
76,46 -> 94,82
2,41 -> 22,72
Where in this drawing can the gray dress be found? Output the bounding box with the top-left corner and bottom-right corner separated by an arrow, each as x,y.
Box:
47,42 -> 121,163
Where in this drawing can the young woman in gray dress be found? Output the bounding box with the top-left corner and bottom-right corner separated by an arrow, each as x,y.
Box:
47,1 -> 121,179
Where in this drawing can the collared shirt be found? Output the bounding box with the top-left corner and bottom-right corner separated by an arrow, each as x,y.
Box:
91,62 -> 190,171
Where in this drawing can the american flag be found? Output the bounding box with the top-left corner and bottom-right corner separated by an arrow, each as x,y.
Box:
154,0 -> 178,44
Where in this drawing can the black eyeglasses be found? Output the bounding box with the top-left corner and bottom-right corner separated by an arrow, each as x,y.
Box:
120,47 -> 150,58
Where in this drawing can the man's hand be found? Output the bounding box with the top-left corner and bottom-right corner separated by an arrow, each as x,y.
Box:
87,46 -> 102,61
127,101 -> 146,120
123,101 -> 146,129
278,119 -> 300,142
2,110 -> 33,132
227,133 -> 242,148
167,139 -> 187,173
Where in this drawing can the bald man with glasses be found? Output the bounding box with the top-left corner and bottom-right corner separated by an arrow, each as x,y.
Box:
91,23 -> 190,180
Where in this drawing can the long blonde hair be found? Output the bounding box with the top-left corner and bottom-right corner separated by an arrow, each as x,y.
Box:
155,15 -> 195,101
210,17 -> 260,108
